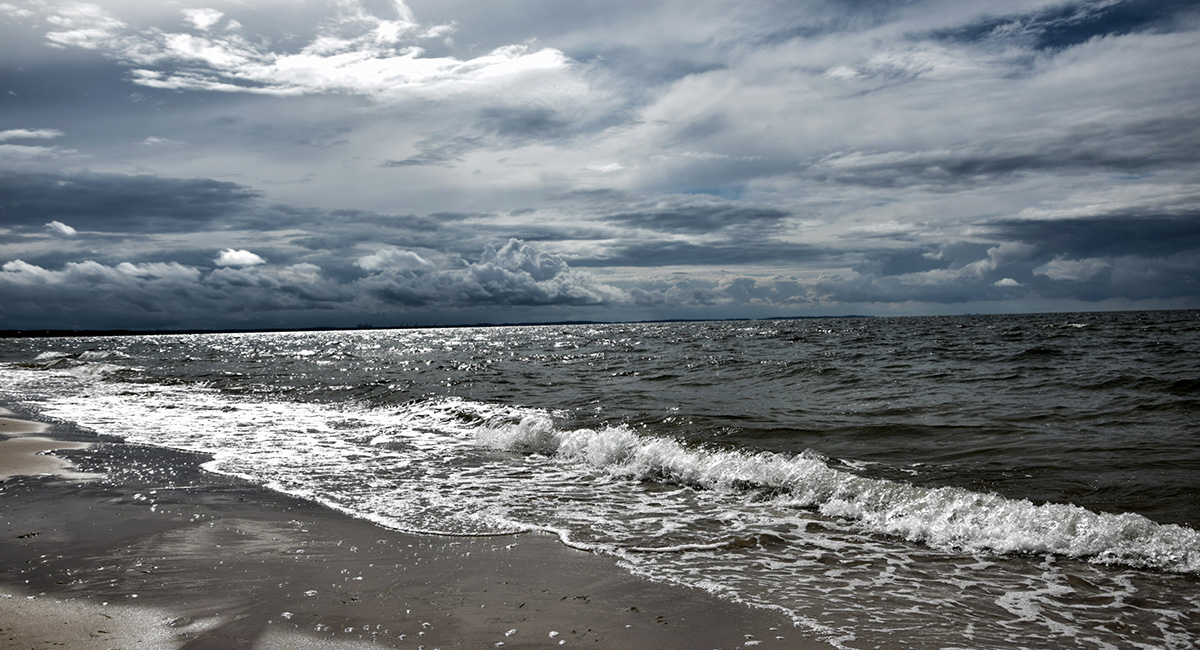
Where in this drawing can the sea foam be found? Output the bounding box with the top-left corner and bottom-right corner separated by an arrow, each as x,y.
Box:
475,412 -> 1200,573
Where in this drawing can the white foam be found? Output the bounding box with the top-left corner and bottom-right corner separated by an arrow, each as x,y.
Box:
79,350 -> 128,360
473,413 -> 1200,574
64,362 -> 124,380
3,353 -> 1198,650
5,355 -> 1199,575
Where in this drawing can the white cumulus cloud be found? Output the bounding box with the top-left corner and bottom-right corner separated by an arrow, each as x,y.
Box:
355,248 -> 434,272
45,220 -> 77,236
214,249 -> 266,267
182,8 -> 224,31
356,239 -> 628,307
36,0 -> 588,110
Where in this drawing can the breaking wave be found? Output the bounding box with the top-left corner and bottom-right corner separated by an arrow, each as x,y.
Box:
475,412 -> 1200,574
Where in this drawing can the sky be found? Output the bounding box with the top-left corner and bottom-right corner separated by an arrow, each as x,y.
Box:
1,0 -> 1198,330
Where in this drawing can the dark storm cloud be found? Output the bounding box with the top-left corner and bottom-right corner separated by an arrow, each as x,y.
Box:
852,247 -> 949,277
554,188 -> 631,203
0,239 -> 629,329
601,204 -> 792,235
810,115 -> 1200,189
426,211 -> 482,222
571,240 -> 829,267
811,152 -> 1046,189
823,208 -> 1200,307
477,106 -> 571,141
622,273 -> 816,310
987,212 -> 1200,259
814,272 -> 1018,306
328,209 -> 451,232
382,136 -> 484,167
849,240 -> 1041,279
0,171 -> 260,233
382,108 -> 580,168
0,259 -> 354,330
2,0 -> 1197,326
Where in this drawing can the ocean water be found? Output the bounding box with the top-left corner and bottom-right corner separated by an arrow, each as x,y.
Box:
1,310 -> 1198,648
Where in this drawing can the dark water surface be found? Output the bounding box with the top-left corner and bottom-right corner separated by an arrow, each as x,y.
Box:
2,310 -> 1198,648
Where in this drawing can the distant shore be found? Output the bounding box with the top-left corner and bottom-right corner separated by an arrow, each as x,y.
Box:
0,314 -> 881,339
7,308 -> 1197,340
0,407 -> 809,649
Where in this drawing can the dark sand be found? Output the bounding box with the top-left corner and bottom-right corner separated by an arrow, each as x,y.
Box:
0,410 -> 822,649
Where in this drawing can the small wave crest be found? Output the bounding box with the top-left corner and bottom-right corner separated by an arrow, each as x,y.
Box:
20,350 -> 129,380
474,414 -> 1200,573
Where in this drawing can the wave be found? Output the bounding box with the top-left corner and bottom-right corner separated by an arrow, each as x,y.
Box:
7,352 -> 1198,575
21,351 -> 130,380
474,413 -> 1200,574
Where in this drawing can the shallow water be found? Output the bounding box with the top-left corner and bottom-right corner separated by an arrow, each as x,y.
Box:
2,310 -> 1198,648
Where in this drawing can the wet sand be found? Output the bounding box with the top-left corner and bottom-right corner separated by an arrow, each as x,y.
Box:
0,410 -> 49,434
0,411 -> 818,649
0,410 -> 94,481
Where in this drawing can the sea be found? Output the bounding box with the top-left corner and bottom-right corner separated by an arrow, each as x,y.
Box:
1,310 -> 1197,649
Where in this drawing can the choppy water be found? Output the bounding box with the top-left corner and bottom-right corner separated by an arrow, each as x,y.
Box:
1,311 -> 1198,648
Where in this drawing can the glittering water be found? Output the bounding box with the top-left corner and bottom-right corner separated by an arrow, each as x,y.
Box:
2,311 -> 1198,648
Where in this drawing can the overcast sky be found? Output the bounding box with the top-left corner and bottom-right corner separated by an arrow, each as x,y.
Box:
1,0 -> 1198,330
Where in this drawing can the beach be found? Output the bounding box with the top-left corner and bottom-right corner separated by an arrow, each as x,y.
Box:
2,314 -> 1197,648
0,407 -> 806,650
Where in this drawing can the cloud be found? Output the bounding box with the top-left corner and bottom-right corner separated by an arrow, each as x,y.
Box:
0,144 -> 75,163
0,171 -> 262,232
356,239 -> 628,307
476,106 -> 572,142
814,203 -> 1200,306
355,248 -> 434,272
571,240 -> 829,268
0,240 -> 632,329
601,202 -> 792,234
181,8 -> 224,32
620,273 -> 816,309
44,2 -> 128,50
382,136 -> 483,167
0,3 -> 36,19
215,249 -> 267,267
0,257 -> 345,328
36,0 -> 586,108
140,136 -> 184,146
0,129 -> 73,163
931,0 -> 1194,51
987,212 -> 1200,260
45,220 -> 77,236
3,1 -> 1199,326
0,129 -> 65,142
808,113 -> 1200,189
114,261 -> 202,281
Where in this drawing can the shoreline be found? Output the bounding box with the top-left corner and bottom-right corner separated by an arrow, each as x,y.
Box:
0,408 -> 816,649
0,408 -> 96,482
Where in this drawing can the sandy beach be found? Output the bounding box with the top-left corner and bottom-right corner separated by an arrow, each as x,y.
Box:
0,408 -> 815,649
0,409 -> 94,482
